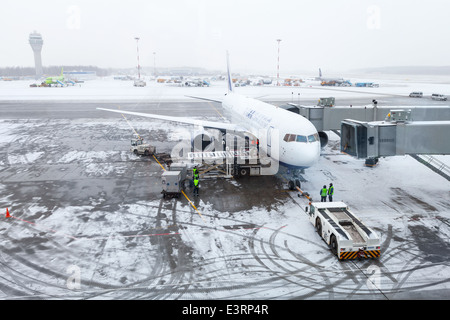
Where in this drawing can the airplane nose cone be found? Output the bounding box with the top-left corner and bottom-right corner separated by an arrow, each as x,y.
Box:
302,143 -> 320,166
281,142 -> 320,168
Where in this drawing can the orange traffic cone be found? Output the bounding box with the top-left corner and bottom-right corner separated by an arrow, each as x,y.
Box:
6,208 -> 10,218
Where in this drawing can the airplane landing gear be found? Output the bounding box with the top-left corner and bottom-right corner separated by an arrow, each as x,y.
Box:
288,178 -> 301,190
287,168 -> 304,190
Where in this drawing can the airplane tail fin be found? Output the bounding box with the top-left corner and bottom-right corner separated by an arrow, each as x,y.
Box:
226,51 -> 233,93
319,68 -> 322,78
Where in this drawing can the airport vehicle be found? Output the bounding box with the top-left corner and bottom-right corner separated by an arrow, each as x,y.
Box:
184,78 -> 210,87
169,162 -> 188,184
134,79 -> 146,87
355,82 -> 379,87
186,141 -> 274,179
340,80 -> 352,87
98,53 -> 321,183
431,93 -> 447,101
317,97 -> 335,107
409,91 -> 423,98
161,171 -> 182,198
307,201 -> 381,260
321,80 -> 352,87
131,137 -> 155,156
321,80 -> 351,87
321,80 -> 338,86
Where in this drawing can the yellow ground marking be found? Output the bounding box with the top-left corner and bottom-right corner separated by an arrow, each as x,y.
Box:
151,156 -> 205,223
208,101 -> 225,119
152,155 -> 166,171
181,190 -> 206,222
114,104 -> 206,223
121,113 -> 141,139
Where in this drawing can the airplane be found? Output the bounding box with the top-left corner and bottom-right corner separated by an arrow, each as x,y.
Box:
44,68 -> 66,86
314,68 -> 342,81
97,52 -> 321,186
314,68 -> 351,86
183,77 -> 210,87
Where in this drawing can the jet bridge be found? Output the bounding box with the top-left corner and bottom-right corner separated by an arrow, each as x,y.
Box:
340,110 -> 450,159
281,103 -> 450,149
287,104 -> 450,132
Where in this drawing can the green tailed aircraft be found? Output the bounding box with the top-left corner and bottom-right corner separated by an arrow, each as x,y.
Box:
44,68 -> 65,85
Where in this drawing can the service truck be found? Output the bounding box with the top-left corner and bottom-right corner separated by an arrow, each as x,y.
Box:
307,201 -> 381,260
131,137 -> 156,156
161,171 -> 182,199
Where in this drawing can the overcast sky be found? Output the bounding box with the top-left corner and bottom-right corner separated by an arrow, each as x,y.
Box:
1,0 -> 450,75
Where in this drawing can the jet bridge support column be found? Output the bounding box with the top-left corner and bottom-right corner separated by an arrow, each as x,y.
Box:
341,111 -> 450,160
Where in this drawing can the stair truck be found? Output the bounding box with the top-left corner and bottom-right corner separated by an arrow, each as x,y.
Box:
307,201 -> 381,260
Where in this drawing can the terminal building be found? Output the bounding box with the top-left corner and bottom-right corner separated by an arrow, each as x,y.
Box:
63,71 -> 97,81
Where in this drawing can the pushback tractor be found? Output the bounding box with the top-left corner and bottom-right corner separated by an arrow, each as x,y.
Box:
307,202 -> 381,260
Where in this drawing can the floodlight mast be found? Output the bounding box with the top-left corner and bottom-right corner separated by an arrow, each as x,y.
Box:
135,37 -> 141,80
276,39 -> 282,86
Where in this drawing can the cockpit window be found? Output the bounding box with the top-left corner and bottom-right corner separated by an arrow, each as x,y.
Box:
284,133 -> 319,143
308,134 -> 318,142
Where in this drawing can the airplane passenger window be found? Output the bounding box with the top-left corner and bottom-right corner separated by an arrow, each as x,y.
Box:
296,135 -> 307,143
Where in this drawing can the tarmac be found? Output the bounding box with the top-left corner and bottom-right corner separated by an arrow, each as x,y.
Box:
0,81 -> 449,300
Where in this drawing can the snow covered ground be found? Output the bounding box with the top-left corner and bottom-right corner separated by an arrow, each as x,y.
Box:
1,74 -> 450,102
0,75 -> 449,300
0,118 -> 448,299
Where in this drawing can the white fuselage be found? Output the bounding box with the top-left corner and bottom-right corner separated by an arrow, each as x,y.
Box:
222,93 -> 321,169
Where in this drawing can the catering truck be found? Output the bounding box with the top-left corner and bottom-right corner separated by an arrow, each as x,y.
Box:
307,201 -> 381,260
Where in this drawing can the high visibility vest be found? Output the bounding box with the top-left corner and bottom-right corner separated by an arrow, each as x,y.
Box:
194,179 -> 199,187
328,186 -> 334,195
321,188 -> 327,197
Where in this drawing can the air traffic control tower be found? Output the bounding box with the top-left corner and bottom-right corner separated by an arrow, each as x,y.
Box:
29,31 -> 44,79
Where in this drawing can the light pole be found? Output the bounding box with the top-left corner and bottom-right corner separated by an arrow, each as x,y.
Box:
153,52 -> 156,77
276,39 -> 282,86
135,37 -> 141,80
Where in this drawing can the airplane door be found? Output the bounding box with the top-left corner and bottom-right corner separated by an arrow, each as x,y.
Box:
267,126 -> 274,157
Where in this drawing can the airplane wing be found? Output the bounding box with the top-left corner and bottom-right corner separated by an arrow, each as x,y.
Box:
185,95 -> 223,104
97,108 -> 246,134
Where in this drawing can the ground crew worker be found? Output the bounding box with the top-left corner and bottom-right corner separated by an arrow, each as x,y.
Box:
193,166 -> 199,179
320,185 -> 327,202
328,183 -> 334,202
193,178 -> 199,197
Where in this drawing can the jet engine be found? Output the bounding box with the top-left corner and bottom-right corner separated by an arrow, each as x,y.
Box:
318,131 -> 328,148
192,129 -> 223,152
